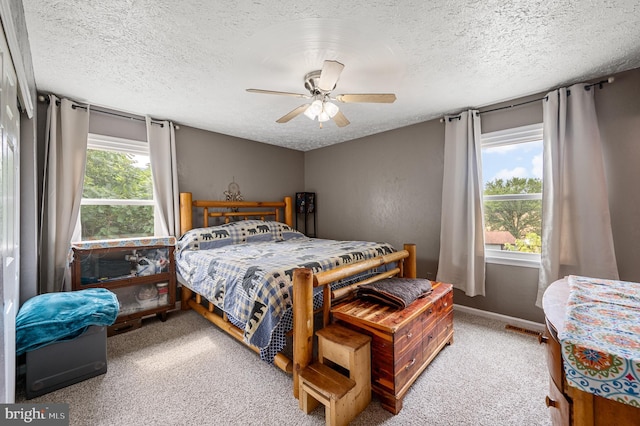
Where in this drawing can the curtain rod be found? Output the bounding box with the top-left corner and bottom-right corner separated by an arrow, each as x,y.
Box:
441,76 -> 615,122
37,95 -> 178,128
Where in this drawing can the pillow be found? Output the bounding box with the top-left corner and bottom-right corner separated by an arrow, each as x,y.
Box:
177,225 -> 233,252
177,220 -> 289,252
243,220 -> 276,243
269,222 -> 307,241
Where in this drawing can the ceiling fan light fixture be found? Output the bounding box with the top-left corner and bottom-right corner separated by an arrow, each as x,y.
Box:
303,107 -> 317,120
304,99 -> 323,120
318,111 -> 331,122
323,101 -> 339,118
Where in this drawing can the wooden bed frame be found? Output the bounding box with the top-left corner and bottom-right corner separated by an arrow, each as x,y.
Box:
178,192 -> 416,398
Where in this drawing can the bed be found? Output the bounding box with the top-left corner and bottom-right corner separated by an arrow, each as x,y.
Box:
177,192 -> 416,397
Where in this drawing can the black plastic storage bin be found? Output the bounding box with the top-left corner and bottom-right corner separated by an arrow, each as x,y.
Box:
25,325 -> 107,399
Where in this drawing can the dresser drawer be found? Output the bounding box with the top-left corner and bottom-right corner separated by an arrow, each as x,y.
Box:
421,300 -> 438,326
394,320 -> 423,356
422,317 -> 439,360
436,290 -> 453,315
422,327 -> 438,359
548,378 -> 570,426
394,340 -> 423,391
436,310 -> 454,347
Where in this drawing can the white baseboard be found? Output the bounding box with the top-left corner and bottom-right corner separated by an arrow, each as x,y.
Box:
453,304 -> 545,333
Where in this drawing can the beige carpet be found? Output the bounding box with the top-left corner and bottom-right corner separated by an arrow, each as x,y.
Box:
17,309 -> 552,425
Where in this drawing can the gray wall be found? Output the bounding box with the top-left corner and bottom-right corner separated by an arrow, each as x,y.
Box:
305,67 -> 640,324
89,108 -> 147,141
596,68 -> 640,283
304,120 -> 445,278
174,125 -> 304,227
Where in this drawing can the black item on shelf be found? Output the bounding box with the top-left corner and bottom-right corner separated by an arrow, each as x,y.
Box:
81,257 -> 132,282
295,192 -> 316,237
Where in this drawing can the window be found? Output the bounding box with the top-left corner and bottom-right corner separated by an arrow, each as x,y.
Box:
79,134 -> 155,241
481,123 -> 543,267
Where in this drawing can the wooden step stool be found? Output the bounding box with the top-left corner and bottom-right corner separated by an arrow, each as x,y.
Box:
298,323 -> 372,426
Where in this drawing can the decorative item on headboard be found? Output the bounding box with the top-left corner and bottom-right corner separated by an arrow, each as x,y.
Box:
223,178 -> 244,213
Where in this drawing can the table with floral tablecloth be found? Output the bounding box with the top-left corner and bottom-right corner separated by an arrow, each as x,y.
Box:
558,275 -> 640,407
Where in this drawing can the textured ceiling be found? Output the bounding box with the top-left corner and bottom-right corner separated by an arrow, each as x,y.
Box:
22,1 -> 640,151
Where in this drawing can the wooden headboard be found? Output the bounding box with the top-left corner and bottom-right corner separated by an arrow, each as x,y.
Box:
179,192 -> 293,236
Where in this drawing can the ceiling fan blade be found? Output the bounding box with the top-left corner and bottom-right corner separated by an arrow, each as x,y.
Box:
332,111 -> 350,127
336,93 -> 397,103
247,88 -> 310,99
276,104 -> 309,123
318,60 -> 345,92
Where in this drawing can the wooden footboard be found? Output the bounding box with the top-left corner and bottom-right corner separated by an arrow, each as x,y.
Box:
292,244 -> 415,398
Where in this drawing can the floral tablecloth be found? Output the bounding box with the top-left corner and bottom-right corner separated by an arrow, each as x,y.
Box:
558,275 -> 640,407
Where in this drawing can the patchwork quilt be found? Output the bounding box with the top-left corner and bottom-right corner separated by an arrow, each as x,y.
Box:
175,220 -> 395,362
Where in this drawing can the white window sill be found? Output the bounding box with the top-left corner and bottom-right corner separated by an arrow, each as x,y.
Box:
485,251 -> 540,269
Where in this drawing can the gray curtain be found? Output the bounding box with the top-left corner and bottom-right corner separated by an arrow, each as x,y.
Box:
39,95 -> 90,292
436,110 -> 486,296
536,84 -> 619,306
146,117 -> 179,236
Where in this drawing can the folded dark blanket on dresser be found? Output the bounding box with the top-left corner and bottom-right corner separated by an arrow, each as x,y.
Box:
355,278 -> 433,309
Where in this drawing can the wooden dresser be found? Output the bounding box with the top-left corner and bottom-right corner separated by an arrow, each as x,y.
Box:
331,282 -> 453,414
542,279 -> 640,426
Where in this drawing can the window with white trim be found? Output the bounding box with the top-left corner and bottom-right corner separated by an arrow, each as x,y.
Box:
481,123 -> 543,267
79,134 -> 155,240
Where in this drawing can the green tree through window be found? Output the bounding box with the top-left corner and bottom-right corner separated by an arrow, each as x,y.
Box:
483,177 -> 542,242
81,149 -> 154,240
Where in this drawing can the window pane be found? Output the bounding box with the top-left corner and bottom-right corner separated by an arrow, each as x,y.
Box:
484,199 -> 541,253
482,135 -> 543,254
83,149 -> 152,200
482,140 -> 542,188
81,205 -> 154,240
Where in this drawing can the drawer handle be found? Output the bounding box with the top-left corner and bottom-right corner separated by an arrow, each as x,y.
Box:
427,308 -> 433,315
443,302 -> 448,307
406,332 -> 413,339
405,358 -> 416,370
538,334 -> 549,344
545,396 -> 556,408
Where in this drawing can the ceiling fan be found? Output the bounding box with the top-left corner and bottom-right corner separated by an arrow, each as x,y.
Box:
246,60 -> 396,128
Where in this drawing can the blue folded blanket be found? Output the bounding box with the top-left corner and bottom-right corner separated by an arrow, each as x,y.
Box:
16,288 -> 119,355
